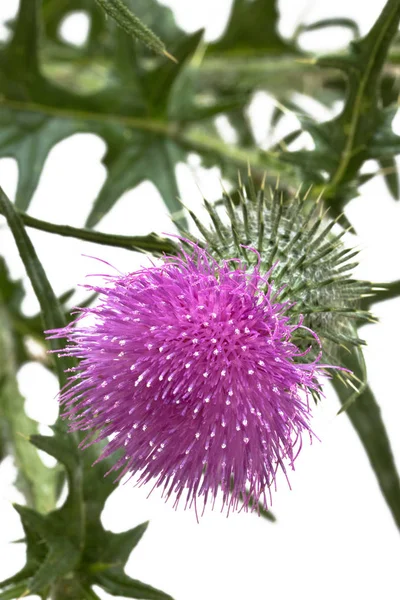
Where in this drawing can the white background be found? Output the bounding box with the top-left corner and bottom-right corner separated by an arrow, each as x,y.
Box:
1,1 -> 400,599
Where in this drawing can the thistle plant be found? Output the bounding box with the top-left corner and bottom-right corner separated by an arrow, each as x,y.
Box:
0,1 -> 400,600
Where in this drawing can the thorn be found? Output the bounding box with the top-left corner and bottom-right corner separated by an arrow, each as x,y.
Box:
346,378 -> 361,393
303,183 -> 314,201
18,590 -> 30,599
315,187 -> 326,204
220,179 -> 229,197
275,173 -> 280,191
163,49 -> 178,63
261,171 -> 267,190
320,206 -> 330,221
16,431 -> 30,441
294,182 -> 303,199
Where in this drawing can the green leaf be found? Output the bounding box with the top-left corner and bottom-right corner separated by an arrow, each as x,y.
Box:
0,5 -> 199,225
6,0 -> 40,76
1,0 -> 298,226
94,0 -> 176,61
333,343 -> 400,529
15,428 -> 174,598
85,135 -> 184,228
0,109 -> 83,211
85,522 -> 149,568
0,322 -> 57,512
0,431 -> 84,596
14,504 -> 81,594
208,0 -> 295,56
95,572 -> 174,600
278,0 -> 400,209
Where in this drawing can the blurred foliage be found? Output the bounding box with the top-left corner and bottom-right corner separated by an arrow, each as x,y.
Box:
0,0 -> 400,598
0,258 -> 58,513
0,190 -> 174,600
279,0 -> 400,222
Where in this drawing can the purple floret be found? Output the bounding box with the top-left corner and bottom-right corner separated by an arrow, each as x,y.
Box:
48,244 -> 328,515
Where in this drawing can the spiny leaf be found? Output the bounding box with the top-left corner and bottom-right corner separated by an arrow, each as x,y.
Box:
84,522 -> 149,568
95,571 -> 174,600
0,2 -> 259,226
13,504 -> 81,593
0,431 -> 85,595
278,0 -> 400,210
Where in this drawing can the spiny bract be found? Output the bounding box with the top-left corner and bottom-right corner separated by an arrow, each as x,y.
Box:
180,178 -> 373,372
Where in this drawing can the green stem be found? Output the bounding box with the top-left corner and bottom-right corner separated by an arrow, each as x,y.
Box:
0,97 -> 171,134
0,96 -> 291,181
0,186 -> 72,388
3,210 -> 178,255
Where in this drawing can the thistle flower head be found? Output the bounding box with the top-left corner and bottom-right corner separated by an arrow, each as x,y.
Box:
49,243 -> 329,515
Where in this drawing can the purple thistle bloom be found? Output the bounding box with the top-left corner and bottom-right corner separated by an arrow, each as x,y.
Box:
48,244 -> 329,515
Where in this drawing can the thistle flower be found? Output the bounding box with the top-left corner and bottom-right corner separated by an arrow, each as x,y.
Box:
48,179 -> 371,515
48,243 -> 329,515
